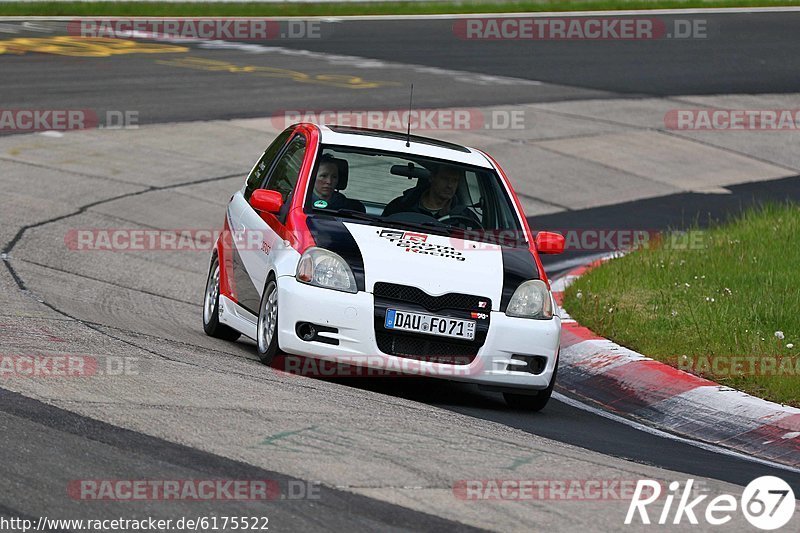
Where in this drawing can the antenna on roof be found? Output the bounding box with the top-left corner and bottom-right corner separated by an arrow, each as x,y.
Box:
405,83 -> 414,148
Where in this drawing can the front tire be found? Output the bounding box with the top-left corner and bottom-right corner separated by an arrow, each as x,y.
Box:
203,256 -> 241,341
256,277 -> 280,365
503,358 -> 558,412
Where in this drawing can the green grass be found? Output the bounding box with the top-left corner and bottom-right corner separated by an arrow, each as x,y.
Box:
563,203 -> 800,407
1,0 -> 799,16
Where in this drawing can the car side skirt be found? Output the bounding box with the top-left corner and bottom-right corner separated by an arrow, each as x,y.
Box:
219,294 -> 258,340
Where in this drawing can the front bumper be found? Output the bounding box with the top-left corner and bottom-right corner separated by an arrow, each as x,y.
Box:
276,276 -> 561,390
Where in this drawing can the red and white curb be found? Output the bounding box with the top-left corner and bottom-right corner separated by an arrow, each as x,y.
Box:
551,258 -> 800,470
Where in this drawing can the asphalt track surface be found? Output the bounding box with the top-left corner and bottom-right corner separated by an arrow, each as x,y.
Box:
1,12 -> 800,531
2,12 -> 800,127
272,13 -> 800,96
0,388 -> 483,532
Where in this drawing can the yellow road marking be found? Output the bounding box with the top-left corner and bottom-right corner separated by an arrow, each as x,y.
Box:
0,37 -> 395,90
156,56 -> 397,89
0,36 -> 187,57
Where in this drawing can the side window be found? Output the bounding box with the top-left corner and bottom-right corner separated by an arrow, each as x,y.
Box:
244,130 -> 292,201
264,135 -> 307,203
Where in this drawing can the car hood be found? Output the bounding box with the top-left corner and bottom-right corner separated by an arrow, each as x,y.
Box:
343,221 -> 504,306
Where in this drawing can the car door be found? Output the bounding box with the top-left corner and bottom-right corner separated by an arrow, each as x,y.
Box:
227,128 -> 293,314
235,132 -> 309,314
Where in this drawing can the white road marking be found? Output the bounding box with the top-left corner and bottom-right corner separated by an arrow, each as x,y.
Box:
315,6 -> 800,20
3,7 -> 800,22
133,33 -> 544,86
21,21 -> 56,32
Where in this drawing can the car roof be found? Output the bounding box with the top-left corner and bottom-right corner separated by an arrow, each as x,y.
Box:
314,124 -> 494,169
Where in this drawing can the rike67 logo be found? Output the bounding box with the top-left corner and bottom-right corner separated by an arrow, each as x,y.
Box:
626,477 -> 796,530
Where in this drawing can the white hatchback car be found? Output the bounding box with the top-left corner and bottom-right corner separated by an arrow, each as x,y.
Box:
203,123 -> 565,410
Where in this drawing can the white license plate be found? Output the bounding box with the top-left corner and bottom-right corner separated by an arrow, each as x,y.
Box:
384,309 -> 476,341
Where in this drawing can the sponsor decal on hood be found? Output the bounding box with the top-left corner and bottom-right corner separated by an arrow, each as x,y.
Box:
344,222 -> 504,305
377,229 -> 465,261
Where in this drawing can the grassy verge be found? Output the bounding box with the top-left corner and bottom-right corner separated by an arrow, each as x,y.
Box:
562,203 -> 800,407
1,0 -> 799,17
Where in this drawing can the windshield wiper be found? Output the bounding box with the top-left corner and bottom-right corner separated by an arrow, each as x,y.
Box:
325,209 -> 383,223
326,209 -> 451,236
383,219 -> 451,236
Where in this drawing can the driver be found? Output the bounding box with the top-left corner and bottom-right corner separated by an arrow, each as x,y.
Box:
382,164 -> 474,220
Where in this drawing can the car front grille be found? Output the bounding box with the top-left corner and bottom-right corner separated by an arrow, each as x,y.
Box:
373,282 -> 489,364
373,282 -> 489,312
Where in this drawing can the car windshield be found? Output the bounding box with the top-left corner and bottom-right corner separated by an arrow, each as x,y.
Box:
305,144 -> 525,244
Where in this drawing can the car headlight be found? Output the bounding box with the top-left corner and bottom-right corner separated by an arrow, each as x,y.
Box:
506,280 -> 553,319
296,247 -> 357,293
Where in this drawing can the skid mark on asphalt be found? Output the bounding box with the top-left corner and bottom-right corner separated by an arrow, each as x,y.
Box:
0,310 -> 311,396
250,423 -> 577,475
503,456 -> 535,471
16,258 -> 197,306
0,323 -> 66,344
259,426 -> 319,450
85,322 -> 332,393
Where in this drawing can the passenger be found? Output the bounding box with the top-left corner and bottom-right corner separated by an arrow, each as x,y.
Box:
310,154 -> 364,212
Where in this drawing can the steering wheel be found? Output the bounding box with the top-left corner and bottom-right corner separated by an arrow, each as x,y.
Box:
438,213 -> 484,230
